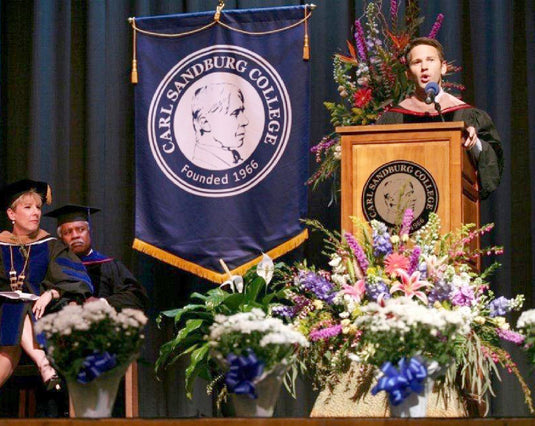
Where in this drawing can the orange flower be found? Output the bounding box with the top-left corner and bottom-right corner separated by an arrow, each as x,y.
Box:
384,252 -> 410,276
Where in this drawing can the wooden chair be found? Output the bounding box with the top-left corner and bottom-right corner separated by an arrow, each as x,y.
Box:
12,362 -> 41,417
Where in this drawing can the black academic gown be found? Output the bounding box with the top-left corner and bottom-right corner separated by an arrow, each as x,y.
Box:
80,250 -> 148,311
377,104 -> 504,199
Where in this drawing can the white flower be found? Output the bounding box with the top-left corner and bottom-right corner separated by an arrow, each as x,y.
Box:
518,309 -> 535,329
333,145 -> 342,160
256,253 -> 274,285
221,275 -> 244,293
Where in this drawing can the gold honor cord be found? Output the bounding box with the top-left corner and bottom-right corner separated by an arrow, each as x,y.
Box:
129,2 -> 316,84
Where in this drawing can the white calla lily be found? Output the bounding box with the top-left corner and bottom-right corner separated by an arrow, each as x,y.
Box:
256,253 -> 274,285
220,275 -> 244,293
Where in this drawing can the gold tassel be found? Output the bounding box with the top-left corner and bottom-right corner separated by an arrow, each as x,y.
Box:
303,34 -> 310,60
45,185 -> 52,205
131,59 -> 138,84
130,18 -> 138,84
303,5 -> 310,61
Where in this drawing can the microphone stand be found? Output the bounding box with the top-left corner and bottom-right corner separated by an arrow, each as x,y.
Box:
434,101 -> 445,122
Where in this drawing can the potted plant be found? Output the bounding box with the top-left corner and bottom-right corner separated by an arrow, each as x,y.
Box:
155,255 -> 307,416
272,212 -> 533,417
35,300 -> 147,417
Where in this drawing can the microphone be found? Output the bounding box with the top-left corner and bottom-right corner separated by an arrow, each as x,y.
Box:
424,82 -> 440,105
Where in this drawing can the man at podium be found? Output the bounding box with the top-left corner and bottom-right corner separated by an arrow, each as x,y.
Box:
378,37 -> 503,199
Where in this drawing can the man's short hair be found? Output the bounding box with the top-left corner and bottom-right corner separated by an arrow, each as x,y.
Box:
405,37 -> 446,63
191,83 -> 244,136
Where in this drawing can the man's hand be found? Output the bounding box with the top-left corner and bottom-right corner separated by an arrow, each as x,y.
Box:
463,126 -> 478,149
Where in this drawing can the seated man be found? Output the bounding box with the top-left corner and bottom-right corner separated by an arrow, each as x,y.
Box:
45,205 -> 148,311
45,204 -> 148,417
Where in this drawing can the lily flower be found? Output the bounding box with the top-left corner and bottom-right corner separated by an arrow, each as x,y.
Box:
390,269 -> 430,304
256,253 -> 274,285
341,279 -> 366,302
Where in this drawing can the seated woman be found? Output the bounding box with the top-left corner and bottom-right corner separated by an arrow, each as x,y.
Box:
0,179 -> 92,391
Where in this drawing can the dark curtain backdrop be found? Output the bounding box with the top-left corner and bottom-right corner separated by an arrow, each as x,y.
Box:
0,0 -> 533,418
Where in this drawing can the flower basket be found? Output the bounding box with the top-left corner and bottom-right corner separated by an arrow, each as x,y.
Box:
35,300 -> 147,418
310,362 -> 467,417
228,361 -> 290,417
273,212 -> 534,416
67,359 -> 133,418
155,257 -> 307,416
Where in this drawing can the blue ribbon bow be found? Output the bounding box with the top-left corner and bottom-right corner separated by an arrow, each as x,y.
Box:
371,357 -> 428,406
76,351 -> 118,384
224,349 -> 265,399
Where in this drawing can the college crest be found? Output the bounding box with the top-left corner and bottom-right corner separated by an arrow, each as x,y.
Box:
148,45 -> 291,197
362,160 -> 439,232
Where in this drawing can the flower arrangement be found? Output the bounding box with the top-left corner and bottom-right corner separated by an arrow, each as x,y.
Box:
155,255 -> 305,402
308,0 -> 462,191
208,308 -> 308,400
35,300 -> 147,383
273,212 -> 533,412
517,310 -> 535,366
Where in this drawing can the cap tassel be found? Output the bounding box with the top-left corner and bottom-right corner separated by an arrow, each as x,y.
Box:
130,18 -> 138,84
302,6 -> 310,61
45,185 -> 52,205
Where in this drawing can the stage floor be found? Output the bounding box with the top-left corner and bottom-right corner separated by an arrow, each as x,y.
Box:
0,418 -> 534,425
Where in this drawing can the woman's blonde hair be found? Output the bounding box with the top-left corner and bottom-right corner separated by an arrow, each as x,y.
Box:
10,189 -> 43,210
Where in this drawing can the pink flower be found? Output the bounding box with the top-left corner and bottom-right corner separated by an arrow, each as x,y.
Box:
496,328 -> 525,345
353,87 -> 373,108
309,325 -> 342,341
390,269 -> 430,304
341,279 -> 366,302
384,252 -> 410,276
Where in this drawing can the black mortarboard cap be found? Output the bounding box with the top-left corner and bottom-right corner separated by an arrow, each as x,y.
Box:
0,179 -> 52,210
44,204 -> 100,226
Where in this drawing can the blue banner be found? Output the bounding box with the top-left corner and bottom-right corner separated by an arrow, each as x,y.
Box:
133,6 -> 311,282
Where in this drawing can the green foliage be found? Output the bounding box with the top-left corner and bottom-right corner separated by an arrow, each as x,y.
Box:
155,263 -> 288,399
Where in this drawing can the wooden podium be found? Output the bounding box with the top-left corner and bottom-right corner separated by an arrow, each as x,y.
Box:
340,122 -> 480,236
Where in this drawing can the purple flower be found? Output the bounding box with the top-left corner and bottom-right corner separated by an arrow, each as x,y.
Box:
408,246 -> 421,275
427,279 -> 452,304
451,285 -> 475,307
309,324 -> 342,341
488,296 -> 510,317
418,261 -> 428,280
400,208 -> 414,236
496,328 -> 525,345
272,305 -> 296,319
297,271 -> 336,303
372,222 -> 393,257
428,14 -> 444,39
390,0 -> 398,22
354,20 -> 368,61
344,232 -> 369,272
310,137 -> 338,154
366,280 -> 391,302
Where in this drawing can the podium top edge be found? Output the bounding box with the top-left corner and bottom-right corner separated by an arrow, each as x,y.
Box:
335,121 -> 466,134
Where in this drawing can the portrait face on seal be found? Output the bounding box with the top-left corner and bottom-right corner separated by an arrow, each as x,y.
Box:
192,83 -> 250,168
362,160 -> 439,233
382,177 -> 417,222
149,45 -> 291,197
